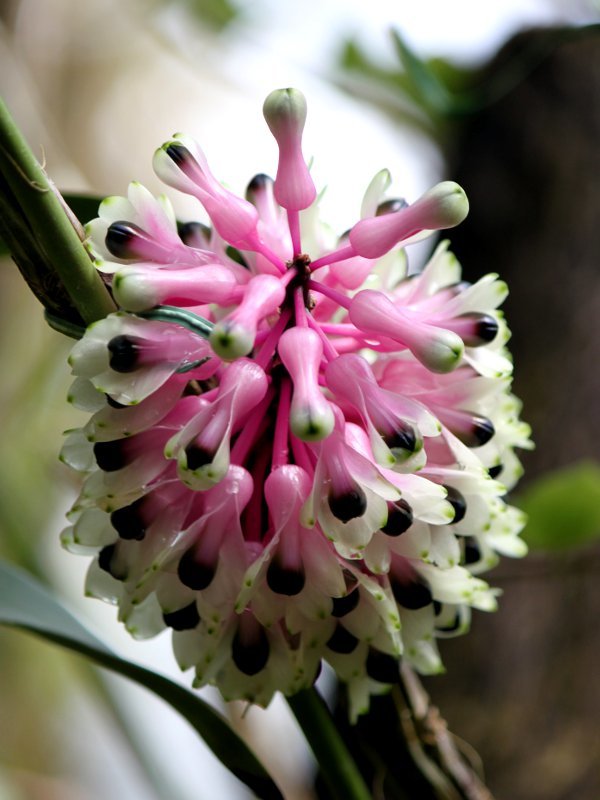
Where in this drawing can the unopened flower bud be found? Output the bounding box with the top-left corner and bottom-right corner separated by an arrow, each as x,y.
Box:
349,181 -> 469,259
350,290 -> 464,373
278,327 -> 334,441
263,88 -> 316,211
113,264 -> 239,312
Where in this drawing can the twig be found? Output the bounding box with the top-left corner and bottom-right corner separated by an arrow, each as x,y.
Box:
399,664 -> 495,800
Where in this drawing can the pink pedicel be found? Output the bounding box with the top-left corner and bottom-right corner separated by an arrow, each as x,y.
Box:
64,89 -> 531,718
263,88 -> 317,213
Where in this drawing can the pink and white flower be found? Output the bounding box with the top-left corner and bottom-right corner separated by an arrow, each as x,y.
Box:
62,89 -> 531,719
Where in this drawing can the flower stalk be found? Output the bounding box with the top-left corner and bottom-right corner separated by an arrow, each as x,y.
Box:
287,688 -> 372,800
0,97 -> 115,324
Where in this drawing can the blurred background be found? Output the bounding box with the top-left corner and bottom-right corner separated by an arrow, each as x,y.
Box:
1,1 -> 599,798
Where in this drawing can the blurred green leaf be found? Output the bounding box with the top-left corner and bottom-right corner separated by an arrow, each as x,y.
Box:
518,461 -> 600,550
0,561 -> 284,800
174,0 -> 238,30
338,24 -> 600,142
390,30 -> 456,117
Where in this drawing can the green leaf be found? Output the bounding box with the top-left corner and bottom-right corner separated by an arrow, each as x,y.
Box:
179,0 -> 238,30
390,30 -> 455,117
0,561 -> 284,800
518,461 -> 600,551
287,689 -> 372,800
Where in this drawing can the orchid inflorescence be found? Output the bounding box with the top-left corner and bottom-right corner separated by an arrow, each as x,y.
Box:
61,89 -> 531,718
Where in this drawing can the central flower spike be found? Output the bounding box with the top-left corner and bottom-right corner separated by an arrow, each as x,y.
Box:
63,89 -> 532,719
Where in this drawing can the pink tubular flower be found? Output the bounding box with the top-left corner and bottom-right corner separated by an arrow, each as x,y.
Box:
64,89 -> 532,719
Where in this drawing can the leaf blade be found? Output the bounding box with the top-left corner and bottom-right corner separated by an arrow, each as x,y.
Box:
0,561 -> 283,800
518,461 -> 600,551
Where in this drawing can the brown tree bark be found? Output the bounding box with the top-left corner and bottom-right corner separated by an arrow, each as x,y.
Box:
433,26 -> 600,800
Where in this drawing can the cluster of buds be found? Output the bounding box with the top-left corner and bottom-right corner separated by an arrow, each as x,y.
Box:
61,89 -> 531,718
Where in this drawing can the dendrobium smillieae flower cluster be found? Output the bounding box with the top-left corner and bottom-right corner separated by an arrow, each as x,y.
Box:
61,89 -> 532,719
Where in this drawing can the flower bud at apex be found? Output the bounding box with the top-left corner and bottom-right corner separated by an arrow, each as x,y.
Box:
278,327 -> 334,441
349,181 -> 469,259
263,88 -> 316,211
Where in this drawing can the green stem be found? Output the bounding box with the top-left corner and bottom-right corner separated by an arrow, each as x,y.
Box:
0,96 -> 116,324
287,688 -> 372,800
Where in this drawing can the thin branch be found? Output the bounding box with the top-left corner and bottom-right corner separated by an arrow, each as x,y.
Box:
399,665 -> 495,800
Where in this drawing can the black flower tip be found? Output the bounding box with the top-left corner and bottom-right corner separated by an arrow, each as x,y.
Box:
381,499 -> 414,536
105,221 -> 142,259
105,394 -> 128,409
108,335 -> 143,373
456,414 -> 495,448
444,485 -> 467,524
331,589 -> 360,618
232,626 -> 270,676
474,314 -> 499,344
185,443 -> 214,471
383,422 -> 419,454
391,577 -> 432,610
463,539 -> 481,565
326,624 -> 359,654
177,220 -> 211,246
436,613 -> 461,634
93,440 -> 128,472
488,463 -> 503,479
111,498 -> 147,541
376,198 -> 408,216
165,142 -> 191,168
178,548 -> 216,591
98,544 -> 126,581
365,647 -> 400,684
246,173 -> 273,199
266,560 -> 305,596
328,486 -> 367,523
163,602 -> 201,631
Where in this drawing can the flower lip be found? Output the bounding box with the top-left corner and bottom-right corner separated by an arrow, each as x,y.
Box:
365,648 -> 400,684
331,589 -> 360,617
110,497 -> 147,540
381,499 -> 413,536
328,486 -> 368,523
178,546 -> 217,590
232,617 -> 270,676
105,221 -> 140,259
326,624 -> 359,654
107,335 -> 142,373
266,559 -> 305,596
162,602 -> 201,631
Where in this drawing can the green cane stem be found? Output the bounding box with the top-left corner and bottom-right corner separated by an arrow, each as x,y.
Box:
287,688 -> 372,800
0,97 -> 116,324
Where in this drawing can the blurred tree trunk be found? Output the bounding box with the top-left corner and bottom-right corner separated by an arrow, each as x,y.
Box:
433,26 -> 600,800
449,25 -> 600,481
